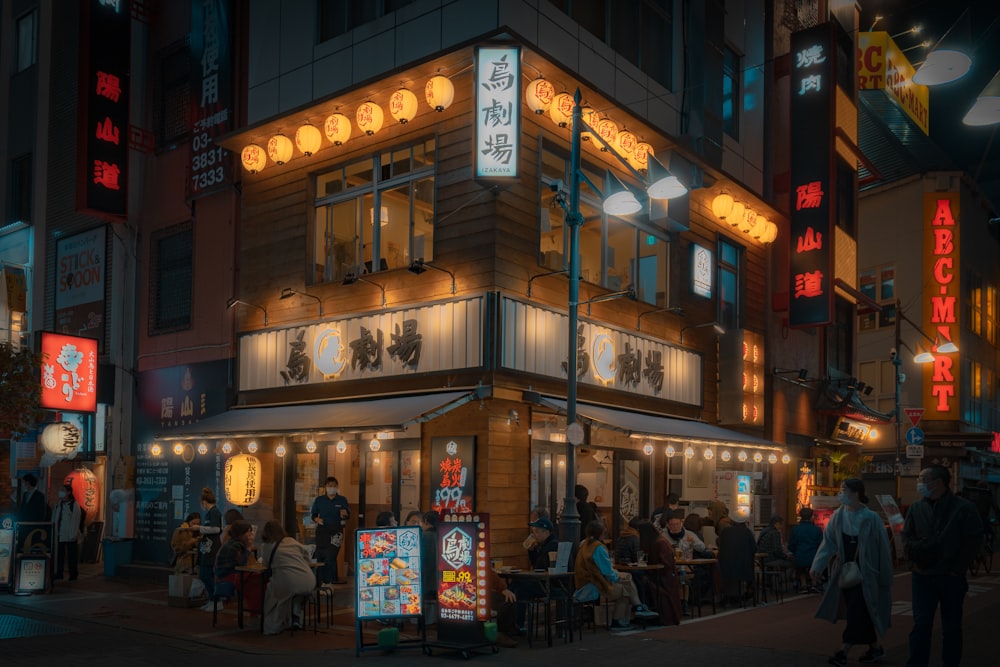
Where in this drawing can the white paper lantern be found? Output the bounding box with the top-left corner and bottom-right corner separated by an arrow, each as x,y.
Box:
240,144 -> 267,173
356,101 -> 384,135
525,78 -> 556,114
224,454 -> 261,506
425,75 -> 455,112
267,134 -> 293,164
324,112 -> 351,145
294,124 -> 322,156
549,92 -> 574,127
389,88 -> 418,124
40,422 -> 82,460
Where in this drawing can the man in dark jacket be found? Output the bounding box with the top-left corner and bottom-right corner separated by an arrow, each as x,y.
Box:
788,507 -> 823,592
19,473 -> 48,523
902,465 -> 983,667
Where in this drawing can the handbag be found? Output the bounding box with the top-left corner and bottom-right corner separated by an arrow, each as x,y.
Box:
839,555 -> 863,589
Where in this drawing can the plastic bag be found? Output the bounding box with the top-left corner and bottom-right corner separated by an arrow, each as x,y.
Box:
189,578 -> 206,599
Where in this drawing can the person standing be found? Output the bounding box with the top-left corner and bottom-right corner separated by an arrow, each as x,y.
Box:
52,483 -> 83,581
18,473 -> 47,522
310,476 -> 350,585
197,487 -> 223,609
652,493 -> 680,530
717,517 -> 758,605
810,478 -> 893,667
902,465 -> 983,667
788,507 -> 823,593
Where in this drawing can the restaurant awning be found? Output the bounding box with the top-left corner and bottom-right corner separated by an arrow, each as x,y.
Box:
154,389 -> 484,440
537,397 -> 784,450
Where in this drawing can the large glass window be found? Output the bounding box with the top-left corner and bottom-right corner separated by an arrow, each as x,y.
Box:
717,238 -> 742,329
538,143 -> 670,306
8,155 -> 32,224
313,139 -> 435,284
722,45 -> 741,139
858,264 -> 895,330
16,10 -> 37,73
154,42 -> 191,150
148,222 -> 193,334
318,0 -> 417,42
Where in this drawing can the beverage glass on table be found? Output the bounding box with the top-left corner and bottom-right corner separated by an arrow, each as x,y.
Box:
637,550 -> 648,566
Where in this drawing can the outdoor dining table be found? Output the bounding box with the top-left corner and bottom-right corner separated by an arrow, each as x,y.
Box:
497,569 -> 575,647
676,558 -> 719,616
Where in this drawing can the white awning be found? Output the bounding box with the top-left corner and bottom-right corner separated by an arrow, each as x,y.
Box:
155,390 -> 478,440
539,397 -> 783,450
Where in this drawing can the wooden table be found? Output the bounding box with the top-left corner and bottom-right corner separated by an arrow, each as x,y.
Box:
616,563 -> 664,573
235,564 -> 267,630
498,569 -> 575,647
676,558 -> 718,616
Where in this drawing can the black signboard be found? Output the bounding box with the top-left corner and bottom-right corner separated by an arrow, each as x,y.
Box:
189,0 -> 234,199
788,23 -> 835,328
80,0 -> 130,218
429,437 -> 476,515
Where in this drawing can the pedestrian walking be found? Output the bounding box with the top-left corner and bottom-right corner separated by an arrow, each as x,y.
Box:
902,465 -> 983,667
810,478 -> 893,666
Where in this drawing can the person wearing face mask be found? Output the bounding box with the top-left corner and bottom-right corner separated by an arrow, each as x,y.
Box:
52,483 -> 83,581
310,476 -> 351,586
810,478 -> 893,667
197,487 -> 224,609
902,465 -> 983,667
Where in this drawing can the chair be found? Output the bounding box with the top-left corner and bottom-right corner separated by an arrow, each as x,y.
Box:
211,580 -> 238,627
305,583 -> 334,632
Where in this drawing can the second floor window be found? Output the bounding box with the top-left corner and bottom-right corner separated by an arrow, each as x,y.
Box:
148,222 -> 193,334
539,143 -> 670,307
8,155 -> 32,224
722,45 -> 740,139
718,238 -> 742,330
858,264 -> 895,330
16,9 -> 37,73
313,138 -> 435,284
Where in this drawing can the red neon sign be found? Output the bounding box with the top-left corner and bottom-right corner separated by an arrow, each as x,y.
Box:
923,194 -> 959,418
40,332 -> 98,412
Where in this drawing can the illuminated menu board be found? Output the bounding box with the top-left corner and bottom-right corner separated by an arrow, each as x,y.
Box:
356,526 -> 422,619
436,513 -> 490,623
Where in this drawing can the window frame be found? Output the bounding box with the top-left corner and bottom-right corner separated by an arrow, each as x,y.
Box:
148,222 -> 194,335
15,9 -> 38,73
858,263 -> 895,331
8,154 -> 33,224
722,44 -> 741,140
717,237 -> 743,330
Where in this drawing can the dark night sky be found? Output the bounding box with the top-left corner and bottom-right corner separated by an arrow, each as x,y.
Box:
858,0 -> 1000,214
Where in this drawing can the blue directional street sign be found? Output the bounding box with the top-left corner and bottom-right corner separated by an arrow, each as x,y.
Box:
905,427 -> 925,446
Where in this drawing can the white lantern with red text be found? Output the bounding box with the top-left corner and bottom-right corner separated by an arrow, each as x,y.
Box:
389,88 -> 418,124
425,75 -> 455,112
356,102 -> 384,136
324,113 -> 351,145
628,141 -> 653,171
240,144 -> 267,173
267,134 -> 293,165
224,454 -> 262,506
549,92 -> 574,127
525,78 -> 556,114
595,118 -> 618,150
294,124 -> 322,156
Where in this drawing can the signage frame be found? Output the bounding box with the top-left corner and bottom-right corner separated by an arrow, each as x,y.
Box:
474,44 -> 521,180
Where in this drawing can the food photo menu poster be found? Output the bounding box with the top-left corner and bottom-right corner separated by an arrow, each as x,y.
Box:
355,526 -> 422,618
436,513 -> 490,624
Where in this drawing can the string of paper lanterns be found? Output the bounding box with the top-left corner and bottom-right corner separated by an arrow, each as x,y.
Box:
711,192 -> 778,244
240,73 -> 456,173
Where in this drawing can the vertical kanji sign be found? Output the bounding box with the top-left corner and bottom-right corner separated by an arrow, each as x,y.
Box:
788,24 -> 835,327
80,0 -> 130,218
430,436 -> 476,515
39,332 -> 99,413
189,0 -> 233,198
475,45 -> 521,179
436,513 -> 490,626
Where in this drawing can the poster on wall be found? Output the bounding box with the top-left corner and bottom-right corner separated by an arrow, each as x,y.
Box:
133,442 -> 171,563
430,437 -> 475,515
436,513 -> 490,631
355,526 -> 422,619
54,226 -> 106,342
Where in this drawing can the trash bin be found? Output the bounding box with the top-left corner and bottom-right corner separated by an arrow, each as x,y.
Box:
102,538 -> 133,577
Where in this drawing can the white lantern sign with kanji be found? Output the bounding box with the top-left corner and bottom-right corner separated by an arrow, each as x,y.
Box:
224,453 -> 261,506
40,422 -> 83,464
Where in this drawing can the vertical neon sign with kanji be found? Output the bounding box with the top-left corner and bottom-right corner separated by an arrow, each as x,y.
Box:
436,514 -> 490,626
788,24 -> 835,327
82,0 -> 130,218
430,437 -> 475,515
475,46 -> 521,178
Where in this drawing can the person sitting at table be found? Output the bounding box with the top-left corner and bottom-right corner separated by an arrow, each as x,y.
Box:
665,512 -> 708,560
487,568 -> 519,648
215,520 -> 264,614
615,517 -> 640,564
171,512 -> 201,574
717,516 -> 757,606
636,519 -> 682,626
573,519 -> 654,630
510,516 -> 561,633
260,520 -> 316,635
404,509 -> 423,526
375,511 -> 397,527
684,513 -> 706,542
788,507 -> 823,593
757,514 -> 793,570
220,508 -> 245,545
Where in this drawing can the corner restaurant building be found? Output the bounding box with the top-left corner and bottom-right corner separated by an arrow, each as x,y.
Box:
155,43 -> 789,569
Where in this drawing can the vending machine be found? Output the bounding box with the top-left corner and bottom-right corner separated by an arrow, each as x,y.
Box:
714,471 -> 753,523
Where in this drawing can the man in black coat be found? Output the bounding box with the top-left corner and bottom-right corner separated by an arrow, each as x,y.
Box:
19,473 -> 48,523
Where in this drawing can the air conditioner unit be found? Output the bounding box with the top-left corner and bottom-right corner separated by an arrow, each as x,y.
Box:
754,495 -> 776,527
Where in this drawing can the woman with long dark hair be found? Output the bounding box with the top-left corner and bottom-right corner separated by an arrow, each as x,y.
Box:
810,478 -> 893,666
635,519 -> 682,625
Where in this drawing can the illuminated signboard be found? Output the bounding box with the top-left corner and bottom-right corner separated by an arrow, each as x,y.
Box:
832,416 -> 873,446
691,245 -> 713,298
436,514 -> 490,625
474,45 -> 521,179
39,332 -> 99,413
858,32 -> 929,135
55,226 -> 107,340
922,192 -> 960,420
789,24 -> 835,328
80,0 -> 130,218
430,437 -> 476,515
16,556 -> 48,593
355,526 -> 422,619
189,0 -> 234,198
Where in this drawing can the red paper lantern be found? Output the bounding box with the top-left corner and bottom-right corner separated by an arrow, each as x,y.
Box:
64,468 -> 100,522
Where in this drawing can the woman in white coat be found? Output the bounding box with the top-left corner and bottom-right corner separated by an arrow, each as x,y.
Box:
810,478 -> 893,667
260,520 -> 317,635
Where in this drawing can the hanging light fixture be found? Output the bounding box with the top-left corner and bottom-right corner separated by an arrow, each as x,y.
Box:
684,446 -> 695,459
703,447 -> 714,460
738,207 -> 757,234
642,442 -> 654,456
782,454 -> 791,464
336,439 -> 347,454
727,201 -> 746,227
665,445 -> 676,457
525,77 -> 556,114
275,444 -> 287,457
173,443 -> 184,455
224,453 -> 262,506
768,453 -> 778,464
615,128 -> 637,156
294,123 -> 322,156
247,440 -> 259,454
306,439 -> 317,453
602,170 -> 642,215
580,106 -> 598,141
595,118 -> 618,151
757,220 -> 778,244
240,143 -> 267,173
963,71 -> 1000,126
753,452 -> 763,463
737,450 -> 748,462
356,101 -> 384,136
150,443 -> 162,456
721,450 -> 732,462
646,155 -> 688,199
425,74 -> 454,111
324,112 -> 351,145
221,441 -> 233,454
549,92 -> 574,127
197,442 -> 209,455
267,134 -> 294,165
628,141 -> 653,171
369,438 -> 382,452
911,9 -> 972,86
389,87 -> 418,124
712,192 -> 735,220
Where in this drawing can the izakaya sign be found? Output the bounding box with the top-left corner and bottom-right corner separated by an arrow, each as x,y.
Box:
40,332 -> 98,413
922,192 -> 960,419
788,24 -> 836,328
474,45 -> 520,179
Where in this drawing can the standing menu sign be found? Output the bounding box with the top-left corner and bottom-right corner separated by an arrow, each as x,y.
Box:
356,526 -> 422,619
15,556 -> 48,593
436,513 -> 490,626
0,524 -> 14,586
430,437 -> 476,515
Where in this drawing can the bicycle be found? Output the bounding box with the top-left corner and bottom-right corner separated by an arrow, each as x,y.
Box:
969,530 -> 993,576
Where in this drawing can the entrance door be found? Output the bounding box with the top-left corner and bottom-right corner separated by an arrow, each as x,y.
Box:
611,452 -> 648,543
